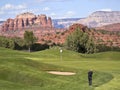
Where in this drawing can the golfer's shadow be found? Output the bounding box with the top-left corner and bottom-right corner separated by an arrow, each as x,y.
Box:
92,84 -> 99,87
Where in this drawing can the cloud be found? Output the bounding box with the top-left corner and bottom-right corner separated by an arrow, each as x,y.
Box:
50,11 -> 76,19
66,11 -> 75,15
1,3 -> 27,10
0,3 -> 31,17
100,8 -> 112,12
43,7 -> 50,11
0,10 -> 4,15
50,12 -> 56,16
36,0 -> 69,3
1,4 -> 14,10
8,8 -> 40,15
0,18 -> 4,21
64,11 -> 76,18
16,4 -> 27,10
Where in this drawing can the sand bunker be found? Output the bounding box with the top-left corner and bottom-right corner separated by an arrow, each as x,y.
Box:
47,71 -> 76,75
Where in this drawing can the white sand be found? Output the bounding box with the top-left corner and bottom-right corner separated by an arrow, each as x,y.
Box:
47,71 -> 76,75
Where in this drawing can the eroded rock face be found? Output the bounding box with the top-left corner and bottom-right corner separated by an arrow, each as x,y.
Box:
14,19 -> 18,30
17,18 -> 24,29
8,19 -> 14,30
47,17 -> 52,28
1,12 -> 53,31
39,14 -> 47,27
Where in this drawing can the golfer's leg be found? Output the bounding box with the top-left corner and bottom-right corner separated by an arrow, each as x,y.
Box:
90,79 -> 92,85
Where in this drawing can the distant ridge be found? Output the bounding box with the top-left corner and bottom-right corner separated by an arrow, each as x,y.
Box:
77,11 -> 120,27
52,18 -> 81,28
0,21 -> 4,25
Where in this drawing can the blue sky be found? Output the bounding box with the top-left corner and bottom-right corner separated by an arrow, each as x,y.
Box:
0,0 -> 120,20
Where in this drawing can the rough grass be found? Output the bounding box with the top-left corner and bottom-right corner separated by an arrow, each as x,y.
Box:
0,47 -> 120,90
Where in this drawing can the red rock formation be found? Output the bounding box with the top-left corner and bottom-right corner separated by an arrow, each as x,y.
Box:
39,14 -> 47,27
47,17 -> 52,28
23,18 -> 29,27
14,19 -> 18,30
0,12 -> 53,31
8,19 -> 14,30
68,23 -> 87,33
17,18 -> 24,30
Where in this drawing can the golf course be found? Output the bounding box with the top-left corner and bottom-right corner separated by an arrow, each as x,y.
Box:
0,47 -> 120,90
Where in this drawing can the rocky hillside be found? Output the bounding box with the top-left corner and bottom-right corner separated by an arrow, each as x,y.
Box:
77,11 -> 120,27
0,12 -> 52,31
66,24 -> 120,47
96,23 -> 120,31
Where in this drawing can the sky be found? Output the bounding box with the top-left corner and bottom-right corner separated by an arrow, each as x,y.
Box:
0,0 -> 120,20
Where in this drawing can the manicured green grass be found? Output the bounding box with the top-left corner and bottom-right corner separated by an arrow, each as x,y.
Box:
0,47 -> 120,90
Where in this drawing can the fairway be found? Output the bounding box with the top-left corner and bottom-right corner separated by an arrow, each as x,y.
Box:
0,47 -> 120,90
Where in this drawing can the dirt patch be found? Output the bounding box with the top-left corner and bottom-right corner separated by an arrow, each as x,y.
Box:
47,71 -> 76,75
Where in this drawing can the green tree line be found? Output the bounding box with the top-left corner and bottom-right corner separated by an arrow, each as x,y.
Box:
0,30 -> 119,53
0,36 -> 25,50
0,31 -> 49,51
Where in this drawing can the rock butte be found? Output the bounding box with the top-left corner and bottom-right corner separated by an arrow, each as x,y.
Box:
1,12 -> 52,31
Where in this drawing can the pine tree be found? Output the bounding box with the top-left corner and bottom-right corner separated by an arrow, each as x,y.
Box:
65,28 -> 96,53
24,31 -> 37,52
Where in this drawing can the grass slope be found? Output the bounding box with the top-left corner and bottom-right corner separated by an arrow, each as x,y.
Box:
0,47 -> 120,90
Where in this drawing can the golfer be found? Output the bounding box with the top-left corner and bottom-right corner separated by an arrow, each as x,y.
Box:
88,70 -> 93,86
